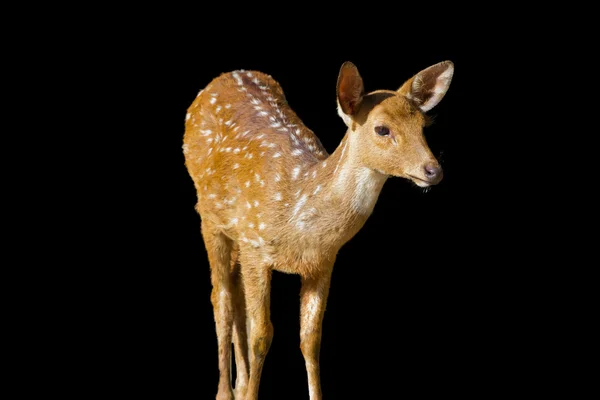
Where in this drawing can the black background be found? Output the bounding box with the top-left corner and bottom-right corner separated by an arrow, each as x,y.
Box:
72,9 -> 587,400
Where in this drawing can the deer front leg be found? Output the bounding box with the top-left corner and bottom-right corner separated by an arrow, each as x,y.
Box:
242,262 -> 273,400
300,269 -> 333,400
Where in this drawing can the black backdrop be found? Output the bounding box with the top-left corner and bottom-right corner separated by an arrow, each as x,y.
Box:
99,11 -> 564,399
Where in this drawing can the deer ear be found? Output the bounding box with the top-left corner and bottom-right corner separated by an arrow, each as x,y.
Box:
336,62 -> 364,121
398,61 -> 454,112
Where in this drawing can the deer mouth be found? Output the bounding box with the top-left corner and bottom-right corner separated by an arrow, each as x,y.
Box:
408,175 -> 434,187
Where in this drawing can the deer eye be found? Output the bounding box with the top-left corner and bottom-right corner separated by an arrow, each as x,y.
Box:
375,126 -> 390,136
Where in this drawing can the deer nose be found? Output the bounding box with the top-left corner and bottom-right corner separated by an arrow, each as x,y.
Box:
424,163 -> 443,183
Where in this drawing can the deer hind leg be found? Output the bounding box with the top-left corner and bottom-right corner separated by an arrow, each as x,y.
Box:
240,249 -> 274,400
300,269 -> 333,400
230,248 -> 249,399
202,220 -> 235,400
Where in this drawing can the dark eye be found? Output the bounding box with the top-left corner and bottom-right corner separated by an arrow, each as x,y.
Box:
375,126 -> 390,136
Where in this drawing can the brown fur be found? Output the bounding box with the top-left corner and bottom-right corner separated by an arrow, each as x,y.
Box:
183,61 -> 454,399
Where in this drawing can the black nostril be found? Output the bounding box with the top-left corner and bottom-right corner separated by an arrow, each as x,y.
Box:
424,164 -> 441,178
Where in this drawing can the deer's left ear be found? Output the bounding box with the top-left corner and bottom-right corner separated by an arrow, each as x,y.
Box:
398,61 -> 454,112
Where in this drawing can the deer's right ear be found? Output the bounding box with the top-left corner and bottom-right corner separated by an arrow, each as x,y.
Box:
336,62 -> 364,125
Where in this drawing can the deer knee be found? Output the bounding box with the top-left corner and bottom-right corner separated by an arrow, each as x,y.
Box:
300,331 -> 321,358
211,288 -> 233,322
251,323 -> 273,359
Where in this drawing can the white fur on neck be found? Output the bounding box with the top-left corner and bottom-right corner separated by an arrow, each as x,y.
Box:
333,132 -> 387,215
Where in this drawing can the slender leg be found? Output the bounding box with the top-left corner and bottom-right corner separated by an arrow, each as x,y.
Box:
300,269 -> 333,400
202,221 -> 235,400
231,265 -> 249,398
241,257 -> 273,400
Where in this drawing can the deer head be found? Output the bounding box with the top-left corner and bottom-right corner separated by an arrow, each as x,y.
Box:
336,60 -> 454,187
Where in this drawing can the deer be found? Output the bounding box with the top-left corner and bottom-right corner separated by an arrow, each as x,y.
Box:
183,60 -> 454,400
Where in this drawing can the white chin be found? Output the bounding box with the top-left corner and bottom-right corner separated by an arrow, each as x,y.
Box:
414,180 -> 431,188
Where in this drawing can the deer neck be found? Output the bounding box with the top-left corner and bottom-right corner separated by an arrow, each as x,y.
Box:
327,130 -> 388,216
292,130 -> 388,249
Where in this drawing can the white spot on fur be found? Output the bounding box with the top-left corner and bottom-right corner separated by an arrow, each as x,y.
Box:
292,149 -> 302,156
333,138 -> 348,175
233,163 -> 239,169
225,104 -> 231,109
292,194 -> 308,217
258,222 -> 266,231
273,152 -> 281,158
233,148 -> 240,154
248,223 -> 255,228
253,200 -> 259,207
232,71 -> 244,86
210,97 -> 216,105
185,113 -> 190,121
274,192 -> 282,201
215,105 -> 222,113
208,193 -> 217,199
313,185 -> 321,195
246,201 -> 252,209
274,173 -> 281,182
292,166 -> 301,180
245,181 -> 250,187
